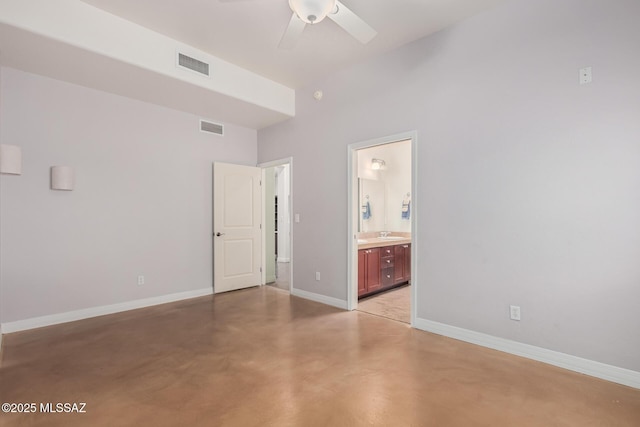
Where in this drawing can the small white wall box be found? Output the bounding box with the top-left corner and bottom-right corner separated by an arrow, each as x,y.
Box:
0,144 -> 22,175
51,166 -> 75,190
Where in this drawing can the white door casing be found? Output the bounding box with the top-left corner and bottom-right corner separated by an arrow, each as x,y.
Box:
347,131 -> 417,327
213,162 -> 262,293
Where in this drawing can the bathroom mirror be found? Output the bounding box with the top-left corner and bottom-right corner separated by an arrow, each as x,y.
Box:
356,139 -> 412,234
359,178 -> 386,232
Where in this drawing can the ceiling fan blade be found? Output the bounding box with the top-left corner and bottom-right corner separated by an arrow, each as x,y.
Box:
328,0 -> 377,44
279,12 -> 306,50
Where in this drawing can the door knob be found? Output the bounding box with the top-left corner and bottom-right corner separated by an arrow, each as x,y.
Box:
215,232 -> 225,237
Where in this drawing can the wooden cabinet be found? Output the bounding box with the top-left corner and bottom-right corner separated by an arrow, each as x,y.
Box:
358,250 -> 366,295
381,267 -> 395,287
394,244 -> 411,283
358,248 -> 381,297
403,244 -> 411,283
358,243 -> 411,298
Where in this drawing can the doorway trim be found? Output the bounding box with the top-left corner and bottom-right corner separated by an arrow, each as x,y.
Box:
347,131 -> 418,326
258,157 -> 293,292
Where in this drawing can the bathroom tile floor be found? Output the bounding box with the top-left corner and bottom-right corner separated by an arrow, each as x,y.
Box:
357,284 -> 411,324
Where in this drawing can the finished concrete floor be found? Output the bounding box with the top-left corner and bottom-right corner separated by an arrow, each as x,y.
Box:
1,286 -> 639,426
266,261 -> 290,292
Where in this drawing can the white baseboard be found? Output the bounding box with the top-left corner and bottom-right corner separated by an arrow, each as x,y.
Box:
1,287 -> 213,334
277,258 -> 290,263
291,288 -> 348,310
414,317 -> 640,390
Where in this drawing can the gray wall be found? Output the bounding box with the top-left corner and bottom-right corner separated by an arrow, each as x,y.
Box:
258,0 -> 640,371
0,67 -> 257,323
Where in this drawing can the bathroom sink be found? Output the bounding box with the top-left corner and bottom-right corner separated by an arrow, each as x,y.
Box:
379,236 -> 405,241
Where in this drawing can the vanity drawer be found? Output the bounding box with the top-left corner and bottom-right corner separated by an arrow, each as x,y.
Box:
381,267 -> 395,286
381,247 -> 394,257
381,256 -> 394,268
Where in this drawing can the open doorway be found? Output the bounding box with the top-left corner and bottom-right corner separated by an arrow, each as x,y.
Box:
347,132 -> 417,325
260,158 -> 293,292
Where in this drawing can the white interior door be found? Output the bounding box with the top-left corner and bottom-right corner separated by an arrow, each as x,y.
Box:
213,162 -> 262,293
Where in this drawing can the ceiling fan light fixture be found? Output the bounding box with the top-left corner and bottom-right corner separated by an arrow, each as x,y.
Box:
289,0 -> 336,24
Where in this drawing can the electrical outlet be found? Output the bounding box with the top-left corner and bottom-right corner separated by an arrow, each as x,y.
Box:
137,275 -> 145,285
315,272 -> 320,281
510,305 -> 521,321
580,66 -> 592,85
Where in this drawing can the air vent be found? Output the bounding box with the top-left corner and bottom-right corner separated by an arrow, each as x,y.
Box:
200,120 -> 224,136
178,52 -> 210,76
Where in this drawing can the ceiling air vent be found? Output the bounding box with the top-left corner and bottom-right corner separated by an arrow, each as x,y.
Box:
200,120 -> 224,136
178,52 -> 210,77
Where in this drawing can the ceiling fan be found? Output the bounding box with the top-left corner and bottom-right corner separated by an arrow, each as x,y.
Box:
223,0 -> 377,49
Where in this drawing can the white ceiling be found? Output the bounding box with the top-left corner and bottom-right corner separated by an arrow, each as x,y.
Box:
81,0 -> 506,89
0,0 -> 506,129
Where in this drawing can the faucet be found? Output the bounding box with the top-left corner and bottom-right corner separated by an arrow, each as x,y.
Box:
380,231 -> 390,238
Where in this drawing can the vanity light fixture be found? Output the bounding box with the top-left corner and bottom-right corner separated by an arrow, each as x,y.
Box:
51,166 -> 75,191
0,144 -> 22,175
371,158 -> 386,170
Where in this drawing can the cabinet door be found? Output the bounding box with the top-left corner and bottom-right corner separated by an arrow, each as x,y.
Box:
358,250 -> 366,296
394,245 -> 405,282
366,248 -> 382,292
403,244 -> 411,282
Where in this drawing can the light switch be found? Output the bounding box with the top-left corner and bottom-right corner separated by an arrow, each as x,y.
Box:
295,213 -> 300,223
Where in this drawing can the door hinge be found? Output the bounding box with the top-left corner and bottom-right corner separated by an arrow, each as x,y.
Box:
260,267 -> 263,273
260,223 -> 262,229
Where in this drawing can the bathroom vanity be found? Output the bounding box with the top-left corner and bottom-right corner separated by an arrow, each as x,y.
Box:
358,236 -> 411,298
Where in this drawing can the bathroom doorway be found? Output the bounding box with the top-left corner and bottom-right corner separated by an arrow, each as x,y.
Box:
260,158 -> 292,292
347,132 -> 417,325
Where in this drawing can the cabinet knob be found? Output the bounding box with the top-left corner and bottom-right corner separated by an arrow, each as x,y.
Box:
403,245 -> 409,248
386,260 -> 391,263
387,275 -> 391,278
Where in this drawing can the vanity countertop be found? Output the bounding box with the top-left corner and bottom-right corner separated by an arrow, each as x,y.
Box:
357,236 -> 412,250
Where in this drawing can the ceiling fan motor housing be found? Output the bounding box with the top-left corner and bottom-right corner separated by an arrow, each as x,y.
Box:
289,0 -> 337,24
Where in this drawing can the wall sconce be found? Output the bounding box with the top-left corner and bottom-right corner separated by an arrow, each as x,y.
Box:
0,144 -> 22,175
51,166 -> 75,191
371,158 -> 386,170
